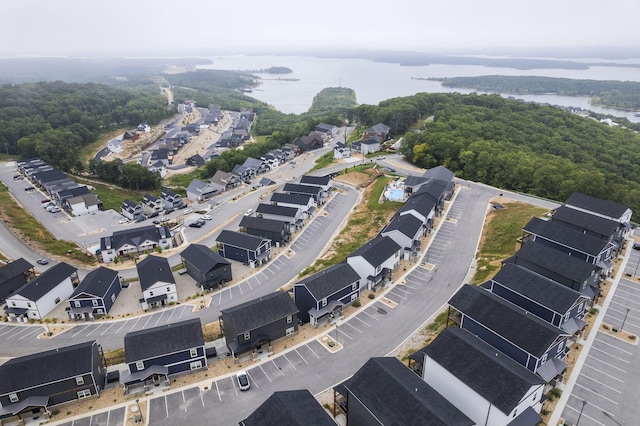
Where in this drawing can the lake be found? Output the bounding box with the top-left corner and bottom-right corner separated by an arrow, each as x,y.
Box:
198,55 -> 640,122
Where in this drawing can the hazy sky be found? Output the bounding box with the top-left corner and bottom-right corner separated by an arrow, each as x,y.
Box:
1,0 -> 638,57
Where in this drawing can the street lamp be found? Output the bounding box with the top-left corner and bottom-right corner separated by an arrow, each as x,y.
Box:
576,400 -> 587,425
620,308 -> 631,332
135,398 -> 143,423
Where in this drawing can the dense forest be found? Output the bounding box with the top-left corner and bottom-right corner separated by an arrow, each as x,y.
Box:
437,75 -> 640,111
88,159 -> 162,191
372,92 -> 640,215
0,81 -> 172,171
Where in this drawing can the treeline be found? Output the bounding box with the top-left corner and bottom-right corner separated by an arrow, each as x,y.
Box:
385,93 -> 640,216
437,75 -> 640,110
88,159 -> 161,191
0,81 -> 172,171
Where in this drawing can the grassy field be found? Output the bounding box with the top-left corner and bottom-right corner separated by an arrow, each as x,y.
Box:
472,201 -> 549,284
309,151 -> 335,172
74,177 -> 146,212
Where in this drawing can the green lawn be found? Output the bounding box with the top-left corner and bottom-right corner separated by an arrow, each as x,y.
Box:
309,151 -> 335,172
74,178 -> 145,212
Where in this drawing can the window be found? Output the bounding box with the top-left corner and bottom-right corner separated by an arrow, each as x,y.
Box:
111,293 -> 116,303
540,353 -> 548,364
286,315 -> 292,324
352,282 -> 357,291
244,331 -> 251,340
9,393 -> 18,403
166,287 -> 171,292
557,340 -> 564,354
92,299 -> 99,307
321,298 -> 327,307
77,389 -> 91,399
74,301 -> 81,308
135,361 -> 144,370
513,408 -> 517,418
578,302 -> 584,312
11,301 -> 16,307
563,312 -> 570,322
286,326 -> 295,336
190,348 -> 198,357
97,309 -> 104,314
76,376 -> 84,385
351,294 -> 358,302
190,361 -> 203,370
54,297 -> 60,304
149,291 -> 154,296
27,302 -> 31,308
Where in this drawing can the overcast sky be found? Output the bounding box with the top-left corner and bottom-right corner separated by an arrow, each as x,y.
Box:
1,0 -> 638,57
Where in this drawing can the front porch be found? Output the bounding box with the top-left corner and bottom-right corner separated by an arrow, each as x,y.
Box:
121,366 -> 170,395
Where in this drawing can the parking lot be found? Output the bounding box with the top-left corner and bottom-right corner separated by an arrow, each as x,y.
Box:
55,407 -> 125,426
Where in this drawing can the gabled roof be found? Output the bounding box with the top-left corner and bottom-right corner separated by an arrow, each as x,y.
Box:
216,230 -> 269,251
404,175 -> 429,188
240,389 -> 335,426
136,255 -> 175,291
124,318 -> 203,363
11,262 -> 77,301
243,157 -> 265,170
449,285 -> 568,358
70,267 -> 119,299
299,175 -> 331,187
100,225 -> 171,251
505,241 -> 601,284
221,292 -> 299,334
564,192 -> 631,220
491,263 -> 586,315
523,217 -> 610,257
142,193 -> 158,203
365,123 -> 391,134
0,341 -> 99,395
348,236 -> 401,267
180,244 -> 230,272
337,357 -> 473,426
383,213 -> 423,239
413,179 -> 448,201
422,165 -> 455,182
270,192 -> 313,206
0,258 -> 33,283
239,216 -> 289,233
361,138 -> 380,146
283,183 -> 322,196
256,203 -> 299,218
418,328 -> 544,414
400,193 -> 436,219
552,205 -> 620,238
296,263 -> 360,300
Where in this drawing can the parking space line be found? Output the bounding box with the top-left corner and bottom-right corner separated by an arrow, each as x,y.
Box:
106,409 -> 110,425
607,305 -> 639,322
590,347 -> 631,363
361,309 -> 380,321
200,391 -> 204,407
388,291 -> 407,300
393,286 -> 412,295
352,315 -> 371,327
100,323 -> 115,336
85,324 -> 103,337
585,357 -> 627,376
271,360 -> 284,376
231,377 -> 238,396
114,319 -> 130,334
295,348 -> 308,364
71,325 -> 91,338
581,374 -> 622,393
165,395 -> 169,418
246,280 -> 253,290
574,383 -> 618,404
342,322 -> 363,334
306,343 -> 320,358
17,328 -> 41,340
142,314 -> 153,329
564,404 -> 607,426
166,307 -> 176,323
246,371 -> 259,388
336,327 -> 353,340
259,365 -> 272,382
129,317 -> 141,331
238,283 -> 243,295
0,326 -> 16,337
153,310 -> 166,327
214,381 -> 221,401
594,337 -> 633,355
283,353 -> 297,370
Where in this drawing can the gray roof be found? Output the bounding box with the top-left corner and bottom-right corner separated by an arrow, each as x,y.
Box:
422,165 -> 454,182
404,175 -> 429,188
136,255 -> 175,291
400,193 -> 437,219
12,262 -> 77,301
221,292 -> 299,334
240,389 -> 335,426
365,123 -> 390,134
348,236 -> 401,267
100,225 -> 171,251
256,203 -> 299,218
0,341 -> 98,395
180,244 -> 230,273
523,217 -> 610,257
413,179 -> 448,201
491,263 -> 586,314
564,192 -> 630,220
0,258 -> 33,283
124,318 -> 204,363
70,267 -> 119,299
449,285 -> 567,358
283,183 -> 322,196
216,230 -> 269,251
383,213 -> 423,239
419,328 -> 544,413
240,216 -> 288,233
243,157 -> 265,170
552,205 -> 620,238
270,192 -> 313,206
337,357 -> 473,426
296,263 -> 360,300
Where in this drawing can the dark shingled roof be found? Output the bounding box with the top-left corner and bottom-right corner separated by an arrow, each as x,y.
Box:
348,236 -> 401,267
400,194 -> 437,219
552,205 -> 619,238
256,203 -> 299,218
216,230 -> 269,251
564,192 -> 630,220
491,263 -> 585,314
70,267 -> 119,299
419,328 -> 544,413
296,263 -> 360,300
136,255 -> 175,292
449,284 -> 567,357
299,175 -> 331,187
523,217 -> 610,257
12,262 -> 77,301
0,258 -> 33,283
0,341 -> 98,394
270,192 -> 313,206
239,216 -> 288,233
124,318 -> 203,363
404,175 -> 429,188
422,165 -> 454,182
239,390 -> 336,426
383,213 -> 423,239
180,244 -> 230,272
100,225 -> 171,251
221,292 -> 299,334
282,183 -> 322,196
413,179 -> 448,201
337,357 -> 473,426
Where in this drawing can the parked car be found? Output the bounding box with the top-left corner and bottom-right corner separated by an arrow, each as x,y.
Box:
244,209 -> 253,217
160,216 -> 170,222
152,219 -> 161,225
183,209 -> 193,215
49,207 -> 61,213
24,186 -> 35,191
43,202 -> 54,209
13,174 -> 23,180
36,258 -> 49,265
118,218 -> 129,224
236,371 -> 250,391
41,198 -> 51,204
134,216 -> 146,223
189,220 -> 205,228
201,214 -> 212,220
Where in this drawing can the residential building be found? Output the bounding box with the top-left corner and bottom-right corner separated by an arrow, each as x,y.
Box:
381,213 -> 425,260
563,192 -> 632,228
180,244 -> 232,290
0,258 -> 34,304
186,179 -> 219,202
239,389 -> 336,426
161,187 -> 185,211
346,236 -> 402,290
141,194 -> 164,217
136,255 -> 177,310
363,123 -> 391,141
67,267 -> 122,321
239,216 -> 291,247
99,225 -> 173,263
216,230 -> 271,267
256,204 -> 303,230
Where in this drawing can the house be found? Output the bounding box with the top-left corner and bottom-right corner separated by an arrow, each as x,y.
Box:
260,153 -> 280,170
121,199 -> 144,221
99,225 -> 173,263
398,191 -> 437,229
563,192 -> 632,229
503,241 -> 602,298
239,389 -> 335,426
150,148 -> 170,166
0,341 -> 105,423
216,230 -> 271,267
148,160 -> 167,178
0,258 -> 34,304
123,318 -> 206,393
256,203 -> 304,230
522,217 -> 615,275
243,157 -> 270,175
239,216 -> 291,247
136,255 -> 177,310
219,292 -> 299,359
485,263 -> 590,336
186,179 -> 219,202
357,138 -> 380,154
421,165 -> 455,200
210,170 -> 242,193
381,213 -> 425,260
334,142 -> 351,159
180,244 -> 232,290
333,357 -> 473,426
409,328 -> 545,426
448,284 -> 570,383
294,263 -> 361,327
282,183 -> 325,204
186,154 -> 205,167
107,138 -> 123,154
140,194 -> 163,217
62,192 -> 102,217
161,187 -> 185,211
299,175 -> 332,194
363,123 -> 391,141
270,192 -> 316,218
410,179 -> 449,214
231,164 -> 255,182
552,205 -> 625,247
315,123 -> 338,138
4,262 -> 78,322
293,134 -> 324,152
67,267 -> 122,321
346,236 -> 402,290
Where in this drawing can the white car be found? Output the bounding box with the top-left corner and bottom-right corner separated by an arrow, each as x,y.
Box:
236,371 -> 250,391
201,214 -> 212,220
118,218 -> 129,224
183,209 -> 193,215
244,209 -> 253,217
